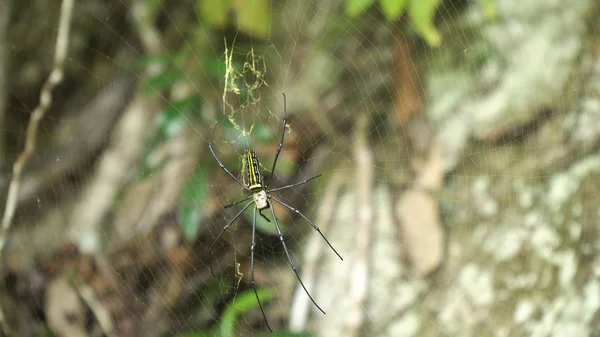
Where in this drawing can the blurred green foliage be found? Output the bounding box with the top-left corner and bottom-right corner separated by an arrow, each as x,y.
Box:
240,203 -> 287,236
179,166 -> 209,242
143,69 -> 186,95
198,0 -> 272,38
480,0 -> 497,19
345,0 -> 444,46
177,288 -> 310,337
139,94 -> 202,176
218,288 -> 274,337
133,50 -> 207,240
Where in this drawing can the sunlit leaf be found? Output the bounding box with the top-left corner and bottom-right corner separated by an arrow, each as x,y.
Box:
219,288 -> 275,337
379,0 -> 408,21
234,0 -> 271,38
345,0 -> 375,18
197,0 -> 232,27
480,0 -> 497,20
408,0 -> 443,47
179,166 -> 210,242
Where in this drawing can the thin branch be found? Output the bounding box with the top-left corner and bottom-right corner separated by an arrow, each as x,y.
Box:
0,0 -> 11,167
0,6 -> 10,333
0,0 -> 73,255
0,0 -> 73,333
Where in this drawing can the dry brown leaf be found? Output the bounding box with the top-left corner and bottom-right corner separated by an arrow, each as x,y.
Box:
393,34 -> 423,124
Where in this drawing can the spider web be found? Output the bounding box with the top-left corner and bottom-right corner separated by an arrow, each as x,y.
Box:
2,0 -> 600,337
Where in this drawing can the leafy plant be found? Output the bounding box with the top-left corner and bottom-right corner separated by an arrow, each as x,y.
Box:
345,0 -> 445,46
177,288 -> 310,337
139,94 -> 203,177
197,0 -> 272,38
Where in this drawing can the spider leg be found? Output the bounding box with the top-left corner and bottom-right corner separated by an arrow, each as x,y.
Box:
223,195 -> 253,209
270,196 -> 343,261
208,113 -> 250,191
265,93 -> 288,188
268,203 -> 326,315
208,201 -> 253,276
251,206 -> 273,332
267,174 -> 323,194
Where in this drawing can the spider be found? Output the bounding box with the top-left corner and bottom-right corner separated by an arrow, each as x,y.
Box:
207,93 -> 343,331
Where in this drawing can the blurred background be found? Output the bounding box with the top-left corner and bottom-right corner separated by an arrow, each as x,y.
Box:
0,0 -> 599,336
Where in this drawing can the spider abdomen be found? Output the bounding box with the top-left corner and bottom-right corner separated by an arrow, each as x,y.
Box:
245,149 -> 263,191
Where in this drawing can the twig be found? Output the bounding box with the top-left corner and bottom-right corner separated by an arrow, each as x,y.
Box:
5,72 -> 136,207
345,114 -> 373,337
0,0 -> 73,332
0,0 -> 73,254
0,0 -> 11,167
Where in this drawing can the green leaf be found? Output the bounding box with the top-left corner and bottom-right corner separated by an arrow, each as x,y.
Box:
480,0 -> 497,20
408,0 -> 443,47
219,288 -> 275,337
197,0 -> 232,27
177,332 -> 215,337
379,0 -> 408,21
143,69 -> 185,94
261,332 -> 313,337
178,166 -> 210,242
233,0 -> 271,38
345,0 -> 375,18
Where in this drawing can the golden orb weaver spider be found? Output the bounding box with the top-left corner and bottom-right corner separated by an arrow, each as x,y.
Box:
207,93 -> 343,331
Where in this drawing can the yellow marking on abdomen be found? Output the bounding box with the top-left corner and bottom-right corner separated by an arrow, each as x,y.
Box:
245,149 -> 262,191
